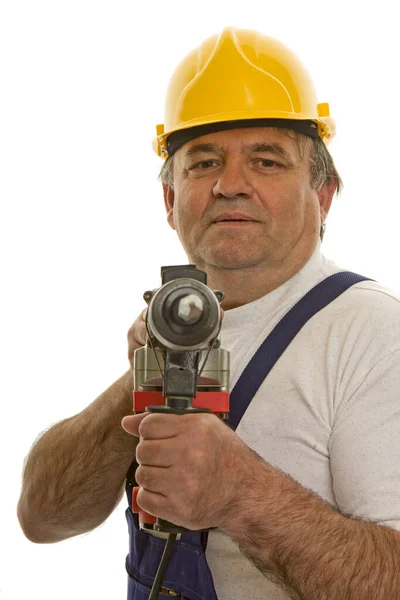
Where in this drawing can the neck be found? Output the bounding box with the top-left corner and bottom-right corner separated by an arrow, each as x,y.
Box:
202,248 -> 319,311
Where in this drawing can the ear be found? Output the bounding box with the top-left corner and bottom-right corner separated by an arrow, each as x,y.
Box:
163,183 -> 176,230
317,178 -> 337,224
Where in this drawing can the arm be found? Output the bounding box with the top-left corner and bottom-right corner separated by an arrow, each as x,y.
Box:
222,457 -> 400,600
17,370 -> 137,543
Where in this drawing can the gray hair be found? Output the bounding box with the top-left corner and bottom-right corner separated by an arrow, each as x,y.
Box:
159,129 -> 343,242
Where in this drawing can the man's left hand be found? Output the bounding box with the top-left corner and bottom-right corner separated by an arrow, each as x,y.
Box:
121,411 -> 255,531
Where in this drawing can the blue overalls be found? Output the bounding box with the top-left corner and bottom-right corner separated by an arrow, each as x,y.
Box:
124,272 -> 373,599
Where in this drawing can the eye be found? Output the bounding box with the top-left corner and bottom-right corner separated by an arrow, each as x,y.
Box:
191,160 -> 218,169
256,159 -> 280,168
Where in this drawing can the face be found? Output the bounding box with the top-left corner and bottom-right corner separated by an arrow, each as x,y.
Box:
163,127 -> 334,274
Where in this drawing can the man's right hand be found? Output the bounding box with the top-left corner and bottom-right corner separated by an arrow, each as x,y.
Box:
127,308 -> 148,370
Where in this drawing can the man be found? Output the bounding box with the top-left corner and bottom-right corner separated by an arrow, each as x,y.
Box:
18,27 -> 400,599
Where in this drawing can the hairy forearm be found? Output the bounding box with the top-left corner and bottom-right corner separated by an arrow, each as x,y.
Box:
222,458 -> 400,599
18,370 -> 137,543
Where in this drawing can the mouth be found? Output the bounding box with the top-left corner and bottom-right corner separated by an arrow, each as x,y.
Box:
213,220 -> 256,225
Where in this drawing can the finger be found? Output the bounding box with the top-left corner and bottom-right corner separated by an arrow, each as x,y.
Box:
136,486 -> 167,518
121,412 -> 149,436
136,438 -> 176,468
135,464 -> 169,493
137,412 -> 184,440
128,321 -> 146,347
137,326 -> 147,345
139,310 -> 148,342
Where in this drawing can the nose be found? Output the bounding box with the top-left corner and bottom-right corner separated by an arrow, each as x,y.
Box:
212,159 -> 253,199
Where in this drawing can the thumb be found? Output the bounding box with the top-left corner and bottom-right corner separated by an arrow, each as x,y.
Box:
121,412 -> 149,436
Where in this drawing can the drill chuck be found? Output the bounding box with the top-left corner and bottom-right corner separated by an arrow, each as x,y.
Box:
147,278 -> 221,350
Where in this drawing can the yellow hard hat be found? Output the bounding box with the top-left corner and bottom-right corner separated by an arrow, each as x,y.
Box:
152,27 -> 335,158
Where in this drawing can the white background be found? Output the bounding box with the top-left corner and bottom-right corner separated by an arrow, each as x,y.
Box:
1,1 -> 400,598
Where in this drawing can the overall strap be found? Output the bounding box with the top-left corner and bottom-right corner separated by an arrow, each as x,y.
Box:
227,272 -> 374,431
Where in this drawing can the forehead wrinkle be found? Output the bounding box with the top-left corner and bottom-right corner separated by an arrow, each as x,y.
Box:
242,141 -> 294,163
181,136 -> 301,165
184,143 -> 226,158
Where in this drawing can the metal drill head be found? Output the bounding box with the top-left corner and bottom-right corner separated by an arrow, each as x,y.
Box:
177,294 -> 204,322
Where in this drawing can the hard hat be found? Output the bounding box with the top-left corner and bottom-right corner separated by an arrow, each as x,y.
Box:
152,27 -> 335,158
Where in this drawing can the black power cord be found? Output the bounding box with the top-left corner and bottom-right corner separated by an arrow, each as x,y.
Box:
149,532 -> 178,599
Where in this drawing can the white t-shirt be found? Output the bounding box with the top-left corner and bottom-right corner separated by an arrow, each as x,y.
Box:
205,241 -> 400,599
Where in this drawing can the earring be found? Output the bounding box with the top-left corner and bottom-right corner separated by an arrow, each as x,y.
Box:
320,222 -> 326,242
